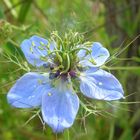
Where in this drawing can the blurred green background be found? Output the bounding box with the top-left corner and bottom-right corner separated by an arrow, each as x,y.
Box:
0,0 -> 140,140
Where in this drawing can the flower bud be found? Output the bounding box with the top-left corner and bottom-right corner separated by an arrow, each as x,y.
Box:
0,20 -> 13,43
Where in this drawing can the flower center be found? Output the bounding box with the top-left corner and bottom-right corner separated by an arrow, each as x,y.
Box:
41,31 -> 92,81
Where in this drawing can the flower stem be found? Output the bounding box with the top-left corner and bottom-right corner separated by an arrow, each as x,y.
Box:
102,66 -> 140,71
108,120 -> 115,140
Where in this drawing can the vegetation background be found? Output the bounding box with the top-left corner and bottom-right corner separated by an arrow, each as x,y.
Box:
0,0 -> 140,140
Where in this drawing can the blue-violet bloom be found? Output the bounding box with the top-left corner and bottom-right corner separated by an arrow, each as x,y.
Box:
7,33 -> 124,133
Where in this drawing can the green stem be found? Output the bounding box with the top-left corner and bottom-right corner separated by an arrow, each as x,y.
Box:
108,120 -> 114,140
102,66 -> 140,71
11,24 -> 30,31
67,129 -> 70,140
8,39 -> 19,48
119,101 -> 140,104
80,100 -> 91,112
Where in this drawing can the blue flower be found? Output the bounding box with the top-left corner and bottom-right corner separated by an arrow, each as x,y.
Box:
7,34 -> 124,133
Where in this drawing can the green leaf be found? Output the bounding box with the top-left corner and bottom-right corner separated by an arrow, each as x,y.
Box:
18,0 -> 33,23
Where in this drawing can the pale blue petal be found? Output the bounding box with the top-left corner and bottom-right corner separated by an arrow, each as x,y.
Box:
80,69 -> 124,101
7,72 -> 51,108
91,42 -> 110,66
50,41 -> 56,51
42,81 -> 79,133
79,42 -> 110,68
79,59 -> 94,68
21,35 -> 49,67
77,49 -> 87,58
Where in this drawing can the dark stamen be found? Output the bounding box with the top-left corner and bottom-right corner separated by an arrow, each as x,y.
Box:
49,71 -> 60,79
69,70 -> 76,77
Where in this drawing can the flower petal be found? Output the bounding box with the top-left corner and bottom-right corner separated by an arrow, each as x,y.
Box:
42,81 -> 79,133
77,49 -> 87,59
79,42 -> 110,68
7,72 -> 51,108
21,35 -> 49,67
91,42 -> 110,66
80,69 -> 124,101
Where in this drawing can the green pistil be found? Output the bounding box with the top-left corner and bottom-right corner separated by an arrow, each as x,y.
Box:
61,53 -> 70,74
47,31 -> 95,75
48,50 -> 63,55
51,32 -> 64,50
